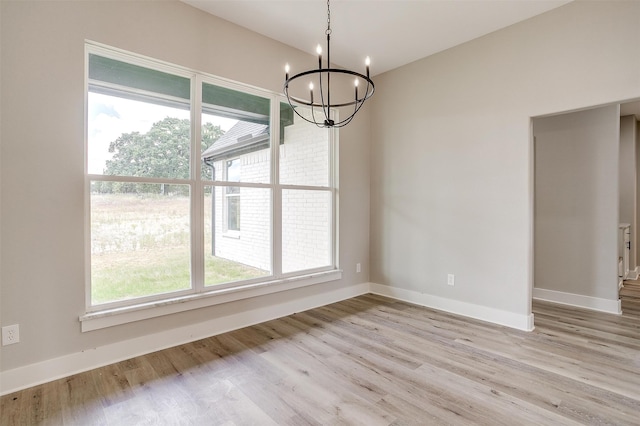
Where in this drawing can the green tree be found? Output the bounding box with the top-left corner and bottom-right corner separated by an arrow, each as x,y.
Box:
100,117 -> 224,194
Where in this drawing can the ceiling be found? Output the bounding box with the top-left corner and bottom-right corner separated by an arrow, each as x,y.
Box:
181,0 -> 640,118
181,0 -> 572,76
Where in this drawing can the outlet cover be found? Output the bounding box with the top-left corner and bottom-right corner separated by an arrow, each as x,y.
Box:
447,274 -> 455,286
356,263 -> 361,273
2,324 -> 20,345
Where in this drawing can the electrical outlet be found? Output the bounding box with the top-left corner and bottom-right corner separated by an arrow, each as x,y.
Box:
2,324 -> 20,345
356,263 -> 361,273
447,274 -> 455,286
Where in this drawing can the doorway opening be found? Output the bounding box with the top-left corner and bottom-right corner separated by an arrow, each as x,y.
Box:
531,99 -> 640,319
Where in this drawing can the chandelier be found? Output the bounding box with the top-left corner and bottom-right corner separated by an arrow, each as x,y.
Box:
283,0 -> 375,128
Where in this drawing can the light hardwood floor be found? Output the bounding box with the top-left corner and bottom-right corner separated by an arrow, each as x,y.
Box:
2,282 -> 639,425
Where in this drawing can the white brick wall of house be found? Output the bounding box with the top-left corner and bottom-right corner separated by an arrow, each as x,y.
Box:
205,111 -> 331,275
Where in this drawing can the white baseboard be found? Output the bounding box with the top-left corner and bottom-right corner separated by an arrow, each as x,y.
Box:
0,282 -> 369,396
369,283 -> 535,332
532,287 -> 622,314
628,267 -> 639,281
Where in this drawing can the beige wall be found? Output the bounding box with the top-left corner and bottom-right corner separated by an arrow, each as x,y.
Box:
0,1 -> 370,373
370,1 -> 640,316
534,105 -> 620,300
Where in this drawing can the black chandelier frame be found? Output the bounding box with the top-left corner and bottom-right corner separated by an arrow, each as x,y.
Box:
283,1 -> 375,128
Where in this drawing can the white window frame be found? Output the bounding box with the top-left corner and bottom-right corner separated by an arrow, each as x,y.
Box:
81,42 -> 341,332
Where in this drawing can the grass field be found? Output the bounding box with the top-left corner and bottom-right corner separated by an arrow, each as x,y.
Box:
91,192 -> 266,305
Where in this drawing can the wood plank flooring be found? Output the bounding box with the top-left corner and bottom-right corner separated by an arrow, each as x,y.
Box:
2,283 -> 639,425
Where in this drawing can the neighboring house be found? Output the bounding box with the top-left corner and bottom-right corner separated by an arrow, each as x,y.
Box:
201,107 -> 330,274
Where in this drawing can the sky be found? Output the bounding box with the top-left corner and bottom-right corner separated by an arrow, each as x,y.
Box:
87,92 -> 238,174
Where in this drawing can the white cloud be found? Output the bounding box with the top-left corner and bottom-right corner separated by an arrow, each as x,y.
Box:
88,92 -> 238,174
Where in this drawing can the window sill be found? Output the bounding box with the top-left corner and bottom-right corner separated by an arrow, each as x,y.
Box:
79,269 -> 342,332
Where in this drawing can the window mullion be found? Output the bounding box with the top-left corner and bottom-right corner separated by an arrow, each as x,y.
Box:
330,126 -> 339,270
271,97 -> 282,278
192,74 -> 204,293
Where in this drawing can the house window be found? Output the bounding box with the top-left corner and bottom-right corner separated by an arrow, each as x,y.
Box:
85,43 -> 337,319
225,159 -> 240,232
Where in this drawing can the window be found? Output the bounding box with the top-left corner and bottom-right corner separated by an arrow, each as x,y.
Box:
200,82 -> 272,287
85,44 -> 338,323
279,105 -> 332,273
87,52 -> 193,306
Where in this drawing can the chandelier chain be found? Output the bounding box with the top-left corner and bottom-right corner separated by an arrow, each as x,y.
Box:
326,0 -> 332,35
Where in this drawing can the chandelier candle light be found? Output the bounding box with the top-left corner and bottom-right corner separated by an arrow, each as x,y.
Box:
283,0 -> 375,128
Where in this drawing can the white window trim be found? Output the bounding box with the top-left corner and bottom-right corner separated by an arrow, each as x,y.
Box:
222,230 -> 241,239
83,41 -> 340,330
80,269 -> 342,332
